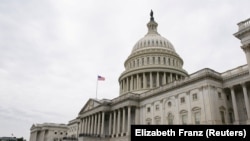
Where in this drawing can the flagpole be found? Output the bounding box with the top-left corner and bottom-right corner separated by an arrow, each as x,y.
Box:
96,79 -> 98,99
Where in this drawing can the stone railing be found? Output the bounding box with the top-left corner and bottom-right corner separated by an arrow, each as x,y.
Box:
111,92 -> 140,104
221,64 -> 249,80
140,68 -> 222,99
238,18 -> 250,30
63,137 -> 78,141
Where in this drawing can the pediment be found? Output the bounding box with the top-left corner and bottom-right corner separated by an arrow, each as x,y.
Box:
30,124 -> 36,130
78,98 -> 101,114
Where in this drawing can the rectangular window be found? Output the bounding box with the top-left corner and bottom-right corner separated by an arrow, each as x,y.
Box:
155,105 -> 159,111
147,107 -> 151,113
218,92 -> 222,98
180,97 -> 185,104
220,111 -> 225,124
192,93 -> 198,101
227,94 -> 230,101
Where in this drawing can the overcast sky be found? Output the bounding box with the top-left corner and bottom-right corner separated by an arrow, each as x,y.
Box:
0,0 -> 250,140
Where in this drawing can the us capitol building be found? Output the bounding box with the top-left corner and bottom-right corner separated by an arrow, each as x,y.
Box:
29,11 -> 250,141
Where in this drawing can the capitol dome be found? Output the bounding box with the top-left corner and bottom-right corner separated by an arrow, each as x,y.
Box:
119,10 -> 188,95
132,34 -> 176,53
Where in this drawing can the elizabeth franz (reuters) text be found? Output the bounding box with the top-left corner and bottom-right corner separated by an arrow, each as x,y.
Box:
134,128 -> 246,138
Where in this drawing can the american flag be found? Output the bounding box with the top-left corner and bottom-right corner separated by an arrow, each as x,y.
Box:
98,75 -> 105,81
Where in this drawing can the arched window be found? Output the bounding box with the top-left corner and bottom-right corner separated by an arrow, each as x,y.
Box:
192,107 -> 201,124
146,118 -> 152,125
155,116 -> 161,124
168,101 -> 172,107
168,113 -> 174,124
180,110 -> 188,124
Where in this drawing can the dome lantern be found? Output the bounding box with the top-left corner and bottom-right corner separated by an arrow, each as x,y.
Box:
147,10 -> 158,35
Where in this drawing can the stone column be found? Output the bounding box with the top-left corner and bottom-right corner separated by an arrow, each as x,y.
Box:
137,74 -> 139,90
230,87 -> 240,124
79,119 -> 83,134
32,131 -> 37,141
241,83 -> 250,123
117,109 -> 121,137
86,116 -> 89,134
85,117 -> 87,134
122,107 -> 126,135
143,73 -> 146,89
40,130 -> 45,141
91,115 -> 94,135
97,113 -> 101,135
80,118 -> 86,134
150,72 -> 153,88
163,72 -> 166,85
170,73 -> 173,82
130,76 -> 133,91
120,81 -> 122,94
109,113 -> 112,136
127,106 -> 131,135
186,91 -> 192,124
156,72 -> 159,87
93,114 -> 97,135
101,112 -> 105,137
122,80 -> 124,93
112,111 -> 116,137
126,77 -> 129,92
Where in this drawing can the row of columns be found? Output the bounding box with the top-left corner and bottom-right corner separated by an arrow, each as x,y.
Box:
79,112 -> 105,136
78,106 -> 133,138
120,72 -> 183,94
110,107 -> 131,137
229,83 -> 250,124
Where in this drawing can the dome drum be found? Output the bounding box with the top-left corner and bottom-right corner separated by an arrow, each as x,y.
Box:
119,71 -> 186,95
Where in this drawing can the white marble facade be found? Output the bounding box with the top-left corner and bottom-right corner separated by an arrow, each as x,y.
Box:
29,123 -> 68,141
30,12 -> 250,141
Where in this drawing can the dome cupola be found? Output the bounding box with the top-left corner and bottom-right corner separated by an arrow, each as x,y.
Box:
119,10 -> 188,95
